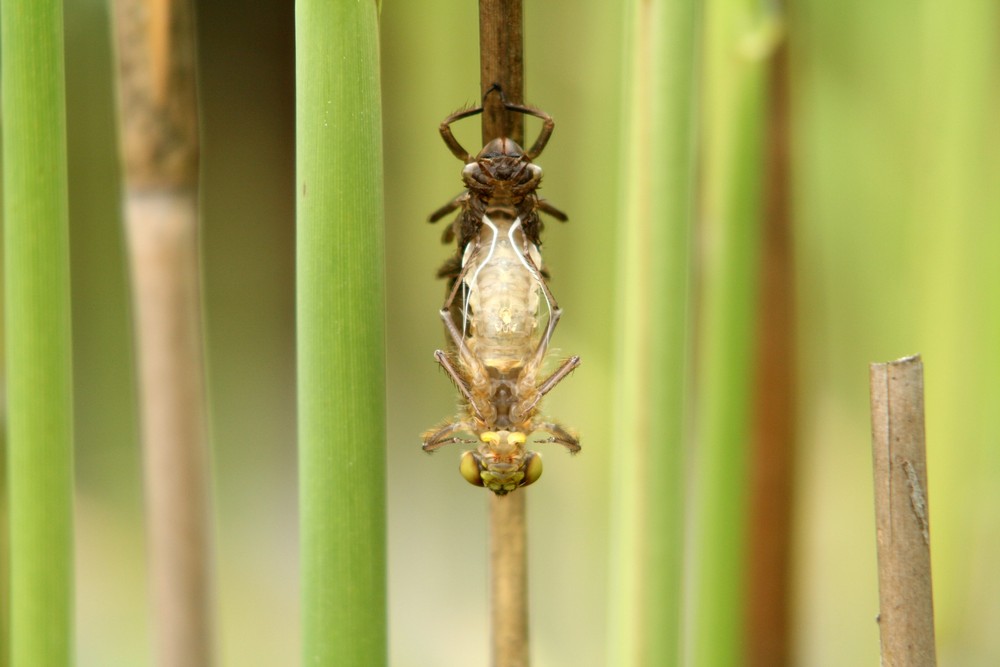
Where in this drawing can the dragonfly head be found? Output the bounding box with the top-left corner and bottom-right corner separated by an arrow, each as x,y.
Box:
460,430 -> 542,495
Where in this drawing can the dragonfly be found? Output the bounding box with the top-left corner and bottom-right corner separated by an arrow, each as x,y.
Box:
422,86 -> 580,495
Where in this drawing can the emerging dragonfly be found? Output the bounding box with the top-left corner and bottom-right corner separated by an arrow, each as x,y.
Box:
422,87 -> 580,495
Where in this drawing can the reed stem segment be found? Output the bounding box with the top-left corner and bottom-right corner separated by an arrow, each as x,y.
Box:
607,0 -> 698,664
490,493 -> 530,667
296,0 -> 387,664
479,0 -> 524,145
869,355 -> 938,667
479,2 -> 529,665
113,1 -> 214,663
2,0 -> 75,663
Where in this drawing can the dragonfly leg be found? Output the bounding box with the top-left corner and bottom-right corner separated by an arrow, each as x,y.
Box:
437,246 -> 492,421
438,237 -> 478,347
534,421 -> 581,453
537,198 -> 568,222
536,355 -> 580,398
440,289 -> 472,352
433,350 -> 475,406
491,86 -> 556,160
422,419 -> 476,452
516,355 -> 580,420
519,247 -> 563,372
440,104 -> 484,163
428,191 -> 469,223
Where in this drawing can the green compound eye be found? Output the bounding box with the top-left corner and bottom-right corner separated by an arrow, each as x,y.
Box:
459,451 -> 485,487
520,452 -> 543,487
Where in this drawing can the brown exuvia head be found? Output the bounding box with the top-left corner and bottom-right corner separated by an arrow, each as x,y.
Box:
464,137 -> 538,188
478,137 -> 524,160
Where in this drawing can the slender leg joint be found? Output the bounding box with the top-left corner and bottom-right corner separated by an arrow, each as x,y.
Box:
535,421 -> 581,454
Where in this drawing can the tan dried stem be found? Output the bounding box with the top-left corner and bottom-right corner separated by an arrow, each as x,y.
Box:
113,0 -> 214,665
869,355 -> 937,667
479,2 -> 529,666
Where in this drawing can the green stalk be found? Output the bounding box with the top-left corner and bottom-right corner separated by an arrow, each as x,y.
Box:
688,1 -> 779,665
1,426 -> 7,667
607,0 -> 698,665
296,1 -> 387,665
911,3 -> 1000,655
2,0 -> 75,664
1,327 -> 7,667
1,388 -> 8,667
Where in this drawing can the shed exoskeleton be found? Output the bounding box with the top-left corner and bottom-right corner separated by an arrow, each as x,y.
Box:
429,85 -> 568,286
422,87 -> 580,495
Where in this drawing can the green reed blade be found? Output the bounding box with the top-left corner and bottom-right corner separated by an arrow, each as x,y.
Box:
607,0 -> 699,665
296,0 -> 387,665
2,0 -> 76,664
687,1 -> 779,664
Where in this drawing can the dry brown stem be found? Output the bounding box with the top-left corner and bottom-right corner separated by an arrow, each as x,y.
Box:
479,1 -> 529,665
479,0 -> 524,145
115,0 -> 199,189
746,40 -> 794,667
869,355 -> 937,667
113,0 -> 214,665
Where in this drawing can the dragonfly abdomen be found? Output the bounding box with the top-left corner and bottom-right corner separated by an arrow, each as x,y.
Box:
465,215 -> 542,372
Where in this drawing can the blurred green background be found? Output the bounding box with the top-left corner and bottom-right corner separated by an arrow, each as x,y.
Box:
19,0 -> 1000,665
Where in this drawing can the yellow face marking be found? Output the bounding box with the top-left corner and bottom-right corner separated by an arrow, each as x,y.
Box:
480,431 -> 500,445
507,432 -> 526,445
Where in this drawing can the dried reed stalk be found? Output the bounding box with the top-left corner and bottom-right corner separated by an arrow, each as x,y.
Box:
480,2 -> 530,665
113,1 -> 214,664
869,355 -> 937,667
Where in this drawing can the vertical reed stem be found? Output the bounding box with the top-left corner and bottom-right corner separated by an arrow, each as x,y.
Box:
607,0 -> 698,664
479,0 -> 524,142
746,40 -> 794,667
479,3 -> 528,665
297,0 -> 387,664
490,492 -> 529,667
0,423 -> 7,667
688,2 -> 779,664
2,0 -> 75,663
869,355 -> 937,666
112,1 -> 214,664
